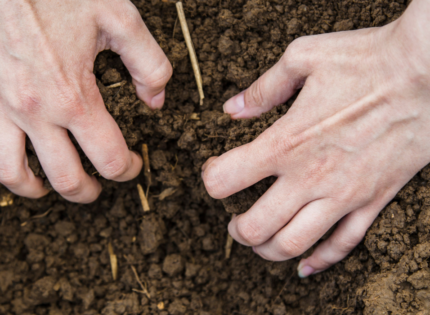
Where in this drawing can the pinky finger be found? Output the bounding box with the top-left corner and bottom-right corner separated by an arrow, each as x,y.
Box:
297,205 -> 380,278
0,121 -> 48,199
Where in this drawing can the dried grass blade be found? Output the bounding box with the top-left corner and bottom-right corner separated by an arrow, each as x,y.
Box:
108,242 -> 118,281
137,184 -> 150,212
176,1 -> 204,105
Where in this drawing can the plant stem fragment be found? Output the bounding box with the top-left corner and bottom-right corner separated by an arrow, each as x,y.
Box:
176,1 -> 204,105
137,184 -> 150,212
108,242 -> 118,281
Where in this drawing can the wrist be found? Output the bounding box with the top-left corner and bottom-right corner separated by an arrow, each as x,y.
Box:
388,0 -> 430,84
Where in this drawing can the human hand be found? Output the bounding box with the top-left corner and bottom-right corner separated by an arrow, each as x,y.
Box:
0,0 -> 172,202
202,0 -> 430,277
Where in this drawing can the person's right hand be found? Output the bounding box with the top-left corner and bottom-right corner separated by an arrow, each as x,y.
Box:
202,0 -> 430,276
0,0 -> 172,203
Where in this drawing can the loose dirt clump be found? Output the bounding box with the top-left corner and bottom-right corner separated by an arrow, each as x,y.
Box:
2,0 -> 426,314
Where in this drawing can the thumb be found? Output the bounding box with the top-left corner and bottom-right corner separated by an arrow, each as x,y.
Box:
98,0 -> 172,109
223,38 -> 314,119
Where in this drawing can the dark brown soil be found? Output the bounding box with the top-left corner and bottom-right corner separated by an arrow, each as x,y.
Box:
2,0 -> 425,314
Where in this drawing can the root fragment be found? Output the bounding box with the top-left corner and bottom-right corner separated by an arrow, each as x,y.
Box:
137,184 -> 150,212
130,265 -> 151,299
108,242 -> 118,281
141,144 -> 151,196
225,233 -> 234,259
158,187 -> 177,201
176,1 -> 204,105
272,273 -> 293,306
172,17 -> 178,38
21,208 -> 53,227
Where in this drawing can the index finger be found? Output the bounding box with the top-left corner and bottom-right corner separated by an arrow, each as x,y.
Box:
202,134 -> 278,199
97,0 -> 172,109
68,86 -> 142,183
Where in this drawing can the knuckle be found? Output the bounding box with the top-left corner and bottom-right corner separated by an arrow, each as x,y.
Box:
282,37 -> 313,70
56,89 -> 83,114
246,79 -> 265,108
340,183 -> 374,206
248,138 -> 277,176
100,157 -> 130,180
202,162 -> 226,199
311,256 -> 332,271
284,37 -> 308,60
14,92 -> 42,115
235,217 -> 264,245
262,131 -> 295,165
0,166 -> 23,188
51,174 -> 83,197
334,233 -> 363,253
279,237 -> 306,258
116,3 -> 143,33
144,60 -> 173,90
303,157 -> 332,186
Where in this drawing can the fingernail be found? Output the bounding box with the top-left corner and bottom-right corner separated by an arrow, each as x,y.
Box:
297,263 -> 315,278
150,90 -> 165,109
223,92 -> 245,115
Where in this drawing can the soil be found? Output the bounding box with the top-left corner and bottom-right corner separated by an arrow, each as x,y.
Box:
1,0 -> 426,314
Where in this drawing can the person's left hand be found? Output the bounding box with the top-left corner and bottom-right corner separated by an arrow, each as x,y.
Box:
0,0 -> 172,203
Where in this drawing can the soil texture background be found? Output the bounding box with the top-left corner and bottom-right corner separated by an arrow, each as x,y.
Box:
2,0 -> 428,314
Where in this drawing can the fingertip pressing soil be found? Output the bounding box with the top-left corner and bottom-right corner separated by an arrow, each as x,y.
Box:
2,0 -> 427,314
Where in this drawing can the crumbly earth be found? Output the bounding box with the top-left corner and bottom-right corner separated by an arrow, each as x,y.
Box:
1,0 -> 425,314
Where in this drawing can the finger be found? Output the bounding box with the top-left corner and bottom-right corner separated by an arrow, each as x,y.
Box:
202,134 -> 278,199
202,156 -> 217,172
228,178 -> 315,247
68,91 -> 143,182
29,126 -> 102,203
201,156 -> 217,177
253,198 -> 345,261
0,119 -> 48,199
223,37 -> 314,119
98,0 -> 172,109
296,206 -> 380,278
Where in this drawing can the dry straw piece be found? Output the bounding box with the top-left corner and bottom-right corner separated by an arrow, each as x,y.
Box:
137,184 -> 150,212
189,113 -> 200,120
0,193 -> 13,207
108,242 -> 118,281
106,80 -> 126,89
157,302 -> 165,310
225,214 -> 235,259
225,233 -> 234,259
176,1 -> 205,105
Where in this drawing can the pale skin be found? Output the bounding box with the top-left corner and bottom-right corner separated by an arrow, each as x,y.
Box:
202,0 -> 430,277
0,0 -> 172,203
1,0 -> 429,278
